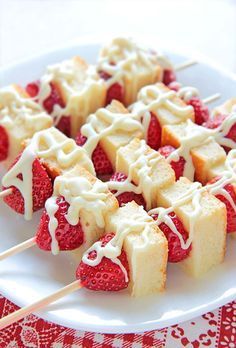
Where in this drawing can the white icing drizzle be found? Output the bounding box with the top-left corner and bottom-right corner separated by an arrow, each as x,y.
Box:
82,206 -> 156,282
206,149 -> 236,213
177,86 -> 199,102
38,58 -> 104,125
130,84 -> 194,139
80,107 -> 143,157
214,112 -> 236,149
45,172 -> 111,254
2,127 -> 94,220
45,196 -> 59,255
0,85 -> 52,134
149,181 -> 204,250
108,140 -> 162,210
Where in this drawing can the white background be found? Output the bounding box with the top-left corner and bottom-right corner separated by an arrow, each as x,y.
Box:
0,0 -> 236,72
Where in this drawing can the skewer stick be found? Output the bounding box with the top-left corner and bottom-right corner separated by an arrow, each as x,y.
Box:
0,280 -> 82,330
203,93 -> 221,105
174,59 -> 197,72
0,188 -> 13,198
0,237 -> 36,261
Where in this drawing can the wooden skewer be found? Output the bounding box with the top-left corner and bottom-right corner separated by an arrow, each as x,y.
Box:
0,188 -> 13,198
0,237 -> 36,261
0,280 -> 82,330
203,93 -> 221,105
174,59 -> 197,72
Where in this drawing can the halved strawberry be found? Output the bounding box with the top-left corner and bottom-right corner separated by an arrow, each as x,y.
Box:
76,132 -> 113,176
56,116 -> 71,138
99,71 -> 124,105
207,176 -> 236,233
187,97 -> 209,125
152,212 -> 191,262
110,172 -> 146,208
204,114 -> 236,152
36,196 -> 84,251
159,145 -> 185,180
43,82 -> 65,114
146,112 -> 162,150
0,125 -> 9,161
3,153 -> 53,215
162,69 -> 176,86
76,233 -> 129,291
25,81 -> 40,98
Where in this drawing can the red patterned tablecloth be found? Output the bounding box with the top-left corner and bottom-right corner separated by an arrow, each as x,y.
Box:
0,295 -> 235,348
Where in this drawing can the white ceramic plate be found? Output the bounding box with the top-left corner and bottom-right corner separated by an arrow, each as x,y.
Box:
0,38 -> 236,334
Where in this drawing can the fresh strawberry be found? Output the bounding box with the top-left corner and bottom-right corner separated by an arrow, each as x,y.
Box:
146,112 -> 162,150
76,132 -> 113,175
159,145 -> 185,180
207,176 -> 236,233
25,81 -> 40,97
0,125 -> 9,161
204,114 -> 236,152
187,97 -> 209,125
56,116 -> 71,137
3,153 -> 53,215
152,212 -> 191,262
167,81 -> 181,92
99,70 -> 124,105
110,172 -> 146,208
76,233 -> 129,291
43,82 -> 65,114
36,196 -> 84,251
162,69 -> 176,86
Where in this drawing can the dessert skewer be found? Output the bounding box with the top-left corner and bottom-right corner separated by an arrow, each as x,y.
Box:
0,85 -> 53,167
0,165 -> 118,261
0,127 -> 94,220
0,201 -> 168,330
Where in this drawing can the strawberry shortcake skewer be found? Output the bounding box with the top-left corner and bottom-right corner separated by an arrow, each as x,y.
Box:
0,85 -> 52,167
97,37 -> 196,106
0,127 -> 94,220
130,82 -> 219,151
0,165 -> 118,260
76,100 -> 143,176
26,57 -> 106,137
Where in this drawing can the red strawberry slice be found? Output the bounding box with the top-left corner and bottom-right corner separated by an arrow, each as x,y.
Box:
56,116 -> 71,137
0,125 -> 9,161
3,153 -> 53,215
204,114 -> 236,152
99,70 -> 124,105
146,112 -> 162,150
187,97 -> 209,125
152,212 -> 191,262
162,69 -> 176,86
36,196 -> 84,251
207,176 -> 236,233
167,81 -> 181,92
76,132 -> 113,176
43,82 -> 65,114
159,145 -> 185,180
25,81 -> 40,98
110,172 -> 146,208
76,233 -> 129,291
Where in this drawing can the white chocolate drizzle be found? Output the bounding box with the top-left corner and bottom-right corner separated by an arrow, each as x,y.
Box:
108,140 -> 162,210
149,182 -> 204,250
45,172 -> 111,255
82,205 -> 156,282
177,86 -> 199,102
80,107 -> 143,157
2,127 -> 94,220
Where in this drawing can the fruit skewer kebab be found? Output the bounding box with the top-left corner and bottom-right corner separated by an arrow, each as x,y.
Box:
0,127 -> 94,220
0,201 -> 168,330
130,82 -> 220,151
107,138 -> 226,272
0,165 -> 118,261
97,37 -> 197,106
0,85 -> 52,167
26,56 -> 107,137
